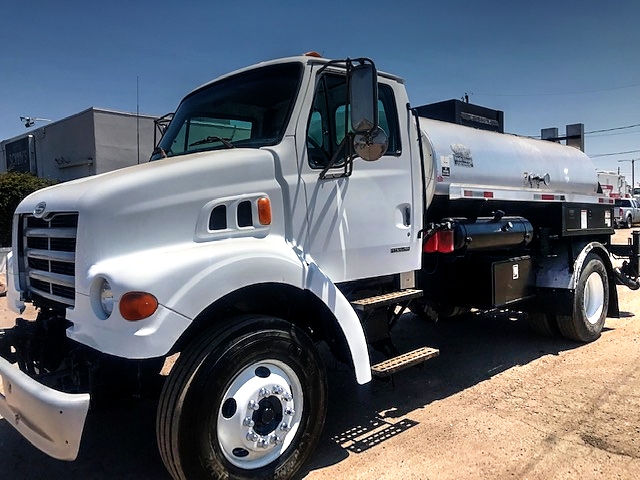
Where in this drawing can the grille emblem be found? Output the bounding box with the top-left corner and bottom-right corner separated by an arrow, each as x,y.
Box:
33,202 -> 47,218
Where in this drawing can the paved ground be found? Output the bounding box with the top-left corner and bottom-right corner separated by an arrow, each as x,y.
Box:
1,230 -> 639,479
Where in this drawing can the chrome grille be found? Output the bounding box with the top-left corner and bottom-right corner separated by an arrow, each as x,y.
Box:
22,213 -> 78,306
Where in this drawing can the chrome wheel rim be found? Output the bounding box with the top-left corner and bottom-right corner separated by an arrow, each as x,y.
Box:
583,271 -> 605,325
216,359 -> 303,469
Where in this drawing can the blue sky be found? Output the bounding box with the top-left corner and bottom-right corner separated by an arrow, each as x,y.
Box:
1,1 -> 639,181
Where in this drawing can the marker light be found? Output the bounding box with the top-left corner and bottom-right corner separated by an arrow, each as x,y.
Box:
258,197 -> 272,225
119,292 -> 158,321
423,230 -> 455,254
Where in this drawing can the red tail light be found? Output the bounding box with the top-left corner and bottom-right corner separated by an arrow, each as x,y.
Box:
423,230 -> 455,254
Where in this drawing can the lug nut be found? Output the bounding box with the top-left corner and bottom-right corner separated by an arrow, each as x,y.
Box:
259,387 -> 269,398
280,422 -> 290,432
282,392 -> 293,402
258,437 -> 270,449
272,385 -> 284,395
270,434 -> 280,445
243,417 -> 255,427
248,400 -> 260,411
284,407 -> 295,416
246,432 -> 259,442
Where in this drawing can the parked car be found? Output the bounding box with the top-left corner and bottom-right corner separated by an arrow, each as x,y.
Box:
615,198 -> 640,228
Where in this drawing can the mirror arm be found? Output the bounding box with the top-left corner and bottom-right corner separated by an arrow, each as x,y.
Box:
319,135 -> 355,180
316,57 -> 375,76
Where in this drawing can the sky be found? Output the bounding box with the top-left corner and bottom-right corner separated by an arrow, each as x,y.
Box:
1,1 -> 639,181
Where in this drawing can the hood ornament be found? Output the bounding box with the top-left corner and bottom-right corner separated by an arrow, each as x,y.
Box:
33,201 -> 47,218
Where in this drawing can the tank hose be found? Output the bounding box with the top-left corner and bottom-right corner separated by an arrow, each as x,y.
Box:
613,267 -> 640,290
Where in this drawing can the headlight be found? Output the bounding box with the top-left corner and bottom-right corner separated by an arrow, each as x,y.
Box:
100,279 -> 114,317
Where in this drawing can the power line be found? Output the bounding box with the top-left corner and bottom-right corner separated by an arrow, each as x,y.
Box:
476,83 -> 640,98
589,129 -> 640,138
586,123 -> 640,135
590,149 -> 640,159
526,122 -> 640,139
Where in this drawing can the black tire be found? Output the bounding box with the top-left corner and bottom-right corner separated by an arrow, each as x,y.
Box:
556,254 -> 609,342
527,312 -> 560,337
626,215 -> 632,228
157,316 -> 327,480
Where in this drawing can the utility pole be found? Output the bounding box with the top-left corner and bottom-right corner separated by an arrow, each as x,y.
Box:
618,159 -> 637,196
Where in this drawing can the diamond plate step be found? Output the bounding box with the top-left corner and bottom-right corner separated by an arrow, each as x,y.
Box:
351,289 -> 423,312
371,346 -> 439,378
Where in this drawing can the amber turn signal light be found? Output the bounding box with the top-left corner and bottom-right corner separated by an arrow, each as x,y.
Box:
119,292 -> 158,321
258,197 -> 272,225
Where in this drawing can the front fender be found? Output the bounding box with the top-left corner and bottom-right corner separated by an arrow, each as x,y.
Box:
66,237 -> 371,383
305,261 -> 372,384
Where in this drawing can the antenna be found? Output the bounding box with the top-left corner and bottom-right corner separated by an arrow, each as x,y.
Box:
137,76 -> 140,164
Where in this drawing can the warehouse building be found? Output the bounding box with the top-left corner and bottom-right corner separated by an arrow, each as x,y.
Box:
1,108 -> 159,182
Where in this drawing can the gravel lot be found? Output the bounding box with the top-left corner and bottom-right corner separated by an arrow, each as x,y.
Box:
1,229 -> 639,479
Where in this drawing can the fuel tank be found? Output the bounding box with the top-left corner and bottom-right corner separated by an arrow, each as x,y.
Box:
451,216 -> 533,251
419,117 -> 598,200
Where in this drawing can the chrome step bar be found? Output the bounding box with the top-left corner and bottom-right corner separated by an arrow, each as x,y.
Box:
351,289 -> 423,312
371,346 -> 440,378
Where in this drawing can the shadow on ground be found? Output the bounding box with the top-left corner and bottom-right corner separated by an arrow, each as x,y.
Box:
301,310 -> 584,477
0,311 -> 586,479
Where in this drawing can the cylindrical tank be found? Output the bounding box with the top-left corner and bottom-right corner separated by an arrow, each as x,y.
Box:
419,117 -> 598,200
451,216 -> 533,251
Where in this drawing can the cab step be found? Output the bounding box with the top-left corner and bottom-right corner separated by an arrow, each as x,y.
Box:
351,289 -> 423,312
371,346 -> 439,378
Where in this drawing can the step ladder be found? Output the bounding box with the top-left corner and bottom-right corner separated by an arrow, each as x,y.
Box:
370,346 -> 439,378
349,289 -> 440,379
351,289 -> 423,312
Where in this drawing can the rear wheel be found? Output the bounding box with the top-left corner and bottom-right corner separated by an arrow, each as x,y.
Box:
556,255 -> 609,342
157,316 -> 327,480
626,215 -> 632,228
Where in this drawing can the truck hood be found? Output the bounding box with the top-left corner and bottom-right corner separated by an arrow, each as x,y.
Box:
16,148 -> 280,268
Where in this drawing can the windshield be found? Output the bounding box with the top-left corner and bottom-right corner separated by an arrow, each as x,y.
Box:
151,62 -> 304,160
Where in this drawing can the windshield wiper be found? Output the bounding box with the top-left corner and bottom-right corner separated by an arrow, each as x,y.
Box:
189,136 -> 235,149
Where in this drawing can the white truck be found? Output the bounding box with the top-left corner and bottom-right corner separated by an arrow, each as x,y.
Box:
2,54 -> 640,480
614,197 -> 640,228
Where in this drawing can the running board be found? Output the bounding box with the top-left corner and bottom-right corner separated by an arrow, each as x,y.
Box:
351,289 -> 423,312
371,346 -> 439,378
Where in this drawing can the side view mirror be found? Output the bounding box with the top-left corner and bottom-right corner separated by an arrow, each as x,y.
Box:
349,62 -> 378,134
348,60 -> 387,161
354,127 -> 388,161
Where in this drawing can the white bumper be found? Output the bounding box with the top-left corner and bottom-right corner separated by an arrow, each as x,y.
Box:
0,356 -> 90,460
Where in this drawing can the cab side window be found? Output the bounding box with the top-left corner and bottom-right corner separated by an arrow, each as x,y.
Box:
307,74 -> 400,169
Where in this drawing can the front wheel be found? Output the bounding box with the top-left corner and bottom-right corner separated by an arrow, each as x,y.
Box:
557,254 -> 609,342
157,316 -> 327,480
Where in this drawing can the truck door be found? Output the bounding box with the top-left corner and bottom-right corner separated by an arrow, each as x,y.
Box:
295,69 -> 420,283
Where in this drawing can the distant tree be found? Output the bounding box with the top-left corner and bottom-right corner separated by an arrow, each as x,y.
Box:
0,172 -> 56,247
